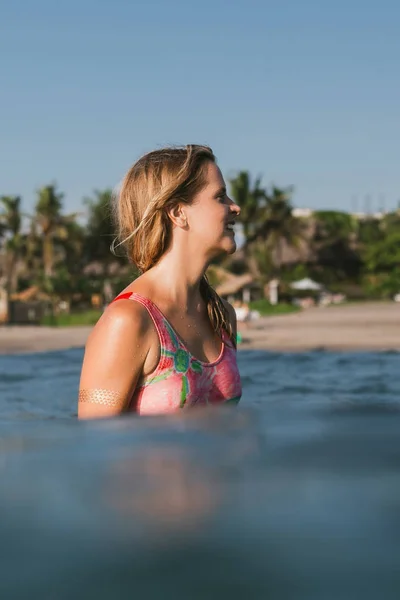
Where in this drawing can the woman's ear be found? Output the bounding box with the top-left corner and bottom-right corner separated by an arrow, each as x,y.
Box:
166,204 -> 188,229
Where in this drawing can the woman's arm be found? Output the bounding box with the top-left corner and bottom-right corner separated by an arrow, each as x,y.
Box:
78,301 -> 152,419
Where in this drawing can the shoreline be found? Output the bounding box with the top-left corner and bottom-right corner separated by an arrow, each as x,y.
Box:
238,301 -> 400,352
1,302 -> 399,356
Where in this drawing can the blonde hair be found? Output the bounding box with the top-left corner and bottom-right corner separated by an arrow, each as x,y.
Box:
112,144 -> 234,345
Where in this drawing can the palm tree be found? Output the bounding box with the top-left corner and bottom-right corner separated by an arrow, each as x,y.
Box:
83,188 -> 137,303
0,195 -> 23,295
35,184 -> 70,278
228,171 -> 268,277
262,186 -> 304,274
83,189 -> 116,270
239,185 -> 304,277
60,219 -> 87,292
229,171 -> 266,239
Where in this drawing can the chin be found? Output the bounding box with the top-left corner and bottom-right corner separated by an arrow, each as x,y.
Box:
226,241 -> 237,254
226,233 -> 237,253
220,238 -> 237,255
206,235 -> 237,259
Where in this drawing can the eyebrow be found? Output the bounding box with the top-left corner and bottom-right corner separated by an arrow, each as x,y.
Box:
214,186 -> 227,197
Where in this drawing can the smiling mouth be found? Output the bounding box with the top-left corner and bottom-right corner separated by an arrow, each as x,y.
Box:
225,222 -> 235,231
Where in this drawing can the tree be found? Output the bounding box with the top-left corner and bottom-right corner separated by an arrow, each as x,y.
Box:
229,171 -> 266,239
83,189 -> 135,303
357,216 -> 383,246
241,185 -> 304,278
261,186 -> 304,274
311,210 -> 361,282
229,174 -> 304,280
363,231 -> 400,274
35,184 -> 66,278
0,195 -> 23,295
83,189 -> 117,272
59,219 -> 87,296
380,211 -> 400,237
362,230 -> 400,297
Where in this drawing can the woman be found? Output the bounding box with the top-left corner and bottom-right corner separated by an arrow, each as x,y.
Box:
78,145 -> 242,418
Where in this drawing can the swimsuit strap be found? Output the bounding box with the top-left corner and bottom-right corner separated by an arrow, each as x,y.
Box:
113,292 -> 233,358
112,292 -> 170,351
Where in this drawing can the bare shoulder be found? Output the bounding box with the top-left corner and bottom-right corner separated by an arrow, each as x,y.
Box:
78,299 -> 154,419
88,299 -> 151,345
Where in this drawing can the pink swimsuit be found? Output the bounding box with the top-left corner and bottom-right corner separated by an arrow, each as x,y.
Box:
113,292 -> 242,415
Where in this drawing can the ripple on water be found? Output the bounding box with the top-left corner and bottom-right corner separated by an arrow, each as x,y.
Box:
1,348 -> 400,597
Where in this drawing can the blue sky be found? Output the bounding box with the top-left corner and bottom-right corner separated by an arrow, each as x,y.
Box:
1,0 -> 399,215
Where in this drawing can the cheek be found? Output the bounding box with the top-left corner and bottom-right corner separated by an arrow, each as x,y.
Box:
195,209 -> 221,227
189,204 -> 226,236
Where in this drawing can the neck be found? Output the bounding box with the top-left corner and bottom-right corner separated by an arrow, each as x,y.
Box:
148,245 -> 211,310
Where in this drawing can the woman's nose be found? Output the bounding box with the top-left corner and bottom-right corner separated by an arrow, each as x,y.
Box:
229,199 -> 240,216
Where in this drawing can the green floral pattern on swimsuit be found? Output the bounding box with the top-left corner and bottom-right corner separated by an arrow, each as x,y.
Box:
112,292 -> 242,414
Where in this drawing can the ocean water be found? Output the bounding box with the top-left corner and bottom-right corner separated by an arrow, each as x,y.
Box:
1,348 -> 400,599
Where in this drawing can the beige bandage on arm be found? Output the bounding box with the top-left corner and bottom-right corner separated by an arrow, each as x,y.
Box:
78,388 -> 125,408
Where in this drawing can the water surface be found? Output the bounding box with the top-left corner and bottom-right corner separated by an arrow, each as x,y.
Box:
1,348 -> 400,599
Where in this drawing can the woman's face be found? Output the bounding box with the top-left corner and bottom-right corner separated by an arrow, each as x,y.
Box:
186,161 -> 241,258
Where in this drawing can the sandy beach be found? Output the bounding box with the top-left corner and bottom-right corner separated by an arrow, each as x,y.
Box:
238,301 -> 400,352
0,302 -> 399,355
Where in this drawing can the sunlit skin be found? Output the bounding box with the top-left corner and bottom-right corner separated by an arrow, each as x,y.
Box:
78,161 -> 241,419
145,161 -> 241,307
